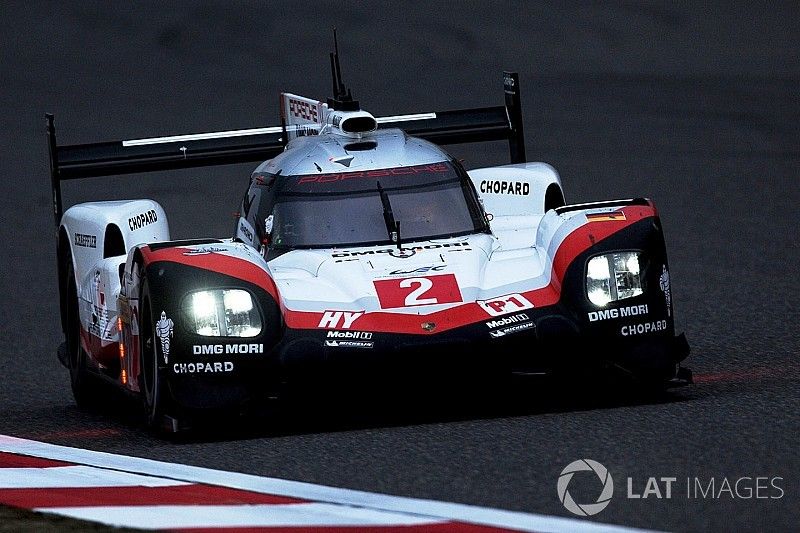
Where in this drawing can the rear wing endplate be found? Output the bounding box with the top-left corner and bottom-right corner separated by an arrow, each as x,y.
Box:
47,71 -> 525,230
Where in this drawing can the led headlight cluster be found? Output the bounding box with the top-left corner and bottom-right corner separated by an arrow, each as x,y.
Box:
188,289 -> 261,337
586,252 -> 643,307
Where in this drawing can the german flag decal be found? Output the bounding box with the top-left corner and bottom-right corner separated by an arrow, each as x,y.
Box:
586,211 -> 627,222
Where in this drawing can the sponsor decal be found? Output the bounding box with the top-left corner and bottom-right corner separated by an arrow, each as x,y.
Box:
288,97 -> 319,122
389,248 -> 416,258
485,313 -> 530,329
183,246 -> 227,256
586,211 -> 626,223
239,221 -> 254,243
296,162 -> 449,185
325,340 -> 374,349
332,241 -> 469,258
374,274 -> 462,309
478,293 -> 534,317
588,304 -> 648,322
480,180 -> 530,195
660,265 -> 671,317
192,344 -> 264,355
128,209 -> 158,231
173,361 -> 234,374
621,320 -> 668,337
88,270 -> 112,341
318,311 -> 363,329
389,265 -> 445,276
504,72 -> 516,89
128,299 -> 140,337
74,232 -> 97,248
326,330 -> 373,340
292,125 -> 319,138
155,311 -> 174,364
489,321 -> 534,338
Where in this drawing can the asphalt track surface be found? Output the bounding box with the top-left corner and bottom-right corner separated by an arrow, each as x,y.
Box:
1,2 -> 798,531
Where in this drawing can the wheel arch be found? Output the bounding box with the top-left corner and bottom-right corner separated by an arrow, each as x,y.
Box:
57,226 -> 74,334
103,223 -> 126,259
544,183 -> 566,212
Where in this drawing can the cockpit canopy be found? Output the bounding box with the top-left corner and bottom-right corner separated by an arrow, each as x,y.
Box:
242,160 -> 488,250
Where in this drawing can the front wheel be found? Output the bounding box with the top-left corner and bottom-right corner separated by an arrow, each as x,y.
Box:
138,276 -> 173,431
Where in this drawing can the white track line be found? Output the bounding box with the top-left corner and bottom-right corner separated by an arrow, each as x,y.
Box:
0,465 -> 188,489
0,435 -> 653,533
40,503 -> 446,530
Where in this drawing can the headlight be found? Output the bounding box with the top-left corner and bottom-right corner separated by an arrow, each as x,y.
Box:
586,252 -> 643,307
188,289 -> 261,337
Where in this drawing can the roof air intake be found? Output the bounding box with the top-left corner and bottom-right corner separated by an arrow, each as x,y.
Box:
341,116 -> 377,134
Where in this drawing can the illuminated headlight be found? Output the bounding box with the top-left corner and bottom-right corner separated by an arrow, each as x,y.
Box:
188,289 -> 261,337
586,252 -> 643,307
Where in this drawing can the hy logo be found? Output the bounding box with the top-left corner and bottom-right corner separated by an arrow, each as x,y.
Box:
557,459 -> 614,516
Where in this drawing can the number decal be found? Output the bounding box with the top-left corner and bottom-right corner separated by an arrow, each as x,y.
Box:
477,293 -> 534,316
374,274 -> 462,309
401,277 -> 438,306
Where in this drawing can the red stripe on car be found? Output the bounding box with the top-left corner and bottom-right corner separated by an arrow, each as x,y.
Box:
141,247 -> 279,301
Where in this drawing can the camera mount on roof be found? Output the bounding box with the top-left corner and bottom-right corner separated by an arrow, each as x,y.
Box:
327,29 -> 360,112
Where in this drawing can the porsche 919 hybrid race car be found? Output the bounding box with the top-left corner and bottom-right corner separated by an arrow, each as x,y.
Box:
47,55 -> 690,431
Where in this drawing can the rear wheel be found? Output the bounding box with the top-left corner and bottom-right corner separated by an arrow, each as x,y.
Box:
65,260 -> 102,407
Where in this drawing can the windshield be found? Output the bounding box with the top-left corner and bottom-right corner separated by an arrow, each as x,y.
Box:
264,162 -> 487,249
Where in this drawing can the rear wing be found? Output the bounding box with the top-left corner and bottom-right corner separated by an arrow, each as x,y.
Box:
46,71 -> 525,230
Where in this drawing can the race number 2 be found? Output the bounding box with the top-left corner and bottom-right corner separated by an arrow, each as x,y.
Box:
374,274 -> 462,309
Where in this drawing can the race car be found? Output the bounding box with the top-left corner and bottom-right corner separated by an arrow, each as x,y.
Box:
47,52 -> 690,431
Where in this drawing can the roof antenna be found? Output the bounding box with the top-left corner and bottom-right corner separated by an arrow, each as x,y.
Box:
328,28 -> 359,112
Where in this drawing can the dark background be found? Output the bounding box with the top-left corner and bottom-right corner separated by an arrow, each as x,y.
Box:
1,2 -> 798,531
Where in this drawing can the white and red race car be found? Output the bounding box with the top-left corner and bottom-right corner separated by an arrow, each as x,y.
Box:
47,53 -> 690,431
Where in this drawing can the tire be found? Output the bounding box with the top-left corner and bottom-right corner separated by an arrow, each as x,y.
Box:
138,275 -> 172,431
65,260 -> 102,407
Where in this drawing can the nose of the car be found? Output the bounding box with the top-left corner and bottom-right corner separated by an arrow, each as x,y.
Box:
272,238 -> 493,313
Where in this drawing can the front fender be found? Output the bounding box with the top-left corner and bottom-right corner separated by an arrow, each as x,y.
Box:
138,244 -> 283,410
551,204 -> 687,377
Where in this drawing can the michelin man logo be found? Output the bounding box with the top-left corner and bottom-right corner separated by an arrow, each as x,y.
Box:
155,311 -> 174,364
659,265 -> 671,317
557,459 -> 614,516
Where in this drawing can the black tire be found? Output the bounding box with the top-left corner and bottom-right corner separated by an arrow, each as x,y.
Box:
65,260 -> 103,407
138,275 -> 172,431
